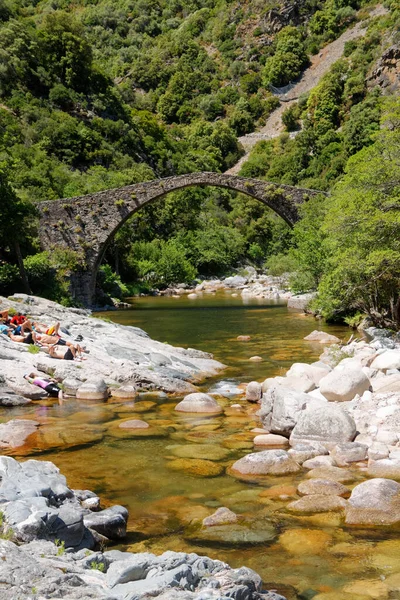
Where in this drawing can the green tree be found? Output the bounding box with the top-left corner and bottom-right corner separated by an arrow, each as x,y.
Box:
0,171 -> 36,293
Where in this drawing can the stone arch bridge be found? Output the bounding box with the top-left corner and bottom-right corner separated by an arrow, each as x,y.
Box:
38,172 -> 323,306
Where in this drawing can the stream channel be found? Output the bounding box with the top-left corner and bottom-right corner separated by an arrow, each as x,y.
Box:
7,291 -> 400,599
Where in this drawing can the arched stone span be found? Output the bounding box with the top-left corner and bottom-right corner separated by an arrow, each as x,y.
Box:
37,172 -> 323,306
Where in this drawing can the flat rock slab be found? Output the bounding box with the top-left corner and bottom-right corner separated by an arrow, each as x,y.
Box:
167,444 -> 231,461
304,331 -> 340,343
306,466 -> 355,484
297,479 -> 350,498
0,419 -> 39,449
185,520 -> 277,547
253,434 -> 289,447
287,494 -> 347,514
345,478 -> 400,526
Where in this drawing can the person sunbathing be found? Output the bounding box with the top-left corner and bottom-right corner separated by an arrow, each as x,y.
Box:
33,331 -> 82,354
48,344 -> 77,360
24,372 -> 63,399
7,331 -> 34,344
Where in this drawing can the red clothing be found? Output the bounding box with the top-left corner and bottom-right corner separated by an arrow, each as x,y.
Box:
10,315 -> 26,325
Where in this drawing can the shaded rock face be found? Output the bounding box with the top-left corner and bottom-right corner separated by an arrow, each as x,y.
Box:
368,44 -> 400,94
0,456 -> 126,548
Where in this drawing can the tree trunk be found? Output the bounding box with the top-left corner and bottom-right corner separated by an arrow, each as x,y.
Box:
14,241 -> 31,295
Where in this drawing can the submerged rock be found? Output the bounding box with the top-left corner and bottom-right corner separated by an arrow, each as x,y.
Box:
167,458 -> 224,477
0,419 -> 39,449
202,507 -> 238,527
303,331 -> 341,343
186,519 -> 277,547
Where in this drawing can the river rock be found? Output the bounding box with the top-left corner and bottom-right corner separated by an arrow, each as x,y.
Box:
167,459 -> 224,477
279,528 -> 332,555
119,419 -> 149,429
345,478 -> 400,525
297,479 -> 350,497
230,450 -> 301,478
288,443 -> 328,464
83,505 -> 128,540
253,434 -> 289,447
76,379 -> 109,400
246,381 -> 262,402
203,507 -> 238,527
0,419 -> 39,448
0,388 -> 31,406
330,442 -> 368,466
290,405 -> 357,448
303,331 -> 341,343
167,444 -> 230,461
368,458 -> 400,479
261,386 -> 311,435
274,375 -> 316,393
106,552 -> 157,587
306,466 -> 355,483
368,442 -> 390,461
302,455 -> 336,469
185,519 -> 277,547
319,367 -> 370,402
175,393 -> 222,414
287,495 -> 347,513
237,335 -> 251,341
223,275 -> 247,288
370,350 -> 400,371
61,377 -> 81,396
287,293 -> 315,310
249,356 -> 263,362
286,362 -> 330,386
111,384 -> 137,399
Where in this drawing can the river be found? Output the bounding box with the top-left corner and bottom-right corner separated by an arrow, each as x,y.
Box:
7,292 -> 397,600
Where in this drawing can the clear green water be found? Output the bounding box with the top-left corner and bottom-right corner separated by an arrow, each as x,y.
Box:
4,292 -> 399,600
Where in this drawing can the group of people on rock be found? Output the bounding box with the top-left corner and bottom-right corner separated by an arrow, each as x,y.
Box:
0,310 -> 85,361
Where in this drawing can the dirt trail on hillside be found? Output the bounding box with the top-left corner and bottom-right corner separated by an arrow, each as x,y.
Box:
226,5 -> 387,175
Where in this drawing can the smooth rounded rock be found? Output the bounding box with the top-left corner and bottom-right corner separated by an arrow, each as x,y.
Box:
237,335 -> 251,341
290,405 -> 357,448
245,381 -> 262,402
306,466 -> 355,483
253,434 -> 289,447
119,419 -> 149,429
371,350 -> 400,371
249,356 -> 263,362
297,479 -> 350,497
175,393 -> 222,414
345,478 -> 400,526
62,378 -> 81,396
303,331 -> 340,343
319,368 -> 370,402
111,385 -> 137,399
230,450 -> 301,478
76,379 -> 108,400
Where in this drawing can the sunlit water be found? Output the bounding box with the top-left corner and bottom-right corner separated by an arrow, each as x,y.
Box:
3,292 -> 399,600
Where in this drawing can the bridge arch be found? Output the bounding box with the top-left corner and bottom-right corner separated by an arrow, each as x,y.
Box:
38,172 -> 322,306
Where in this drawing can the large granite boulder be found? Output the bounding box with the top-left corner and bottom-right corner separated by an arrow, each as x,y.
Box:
371,350 -> 400,371
319,367 -> 371,402
260,386 -> 311,434
76,379 -> 109,400
290,405 -> 357,448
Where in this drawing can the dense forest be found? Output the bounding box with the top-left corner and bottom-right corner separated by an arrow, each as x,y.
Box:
0,0 -> 399,326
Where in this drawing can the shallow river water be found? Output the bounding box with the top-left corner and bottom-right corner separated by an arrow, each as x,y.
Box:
5,292 -> 400,600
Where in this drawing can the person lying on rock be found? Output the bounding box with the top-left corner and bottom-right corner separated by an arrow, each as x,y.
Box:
32,331 -> 83,355
9,314 -> 33,335
48,343 -> 78,361
24,372 -> 63,399
7,331 -> 35,344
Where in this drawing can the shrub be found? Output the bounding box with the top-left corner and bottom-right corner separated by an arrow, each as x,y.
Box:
265,253 -> 298,276
0,263 -> 20,295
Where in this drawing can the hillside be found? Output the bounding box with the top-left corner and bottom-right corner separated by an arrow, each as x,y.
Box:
0,0 -> 399,321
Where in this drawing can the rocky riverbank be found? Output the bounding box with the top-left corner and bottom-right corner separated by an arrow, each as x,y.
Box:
0,294 -> 224,402
0,456 -> 284,600
159,269 -> 311,307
